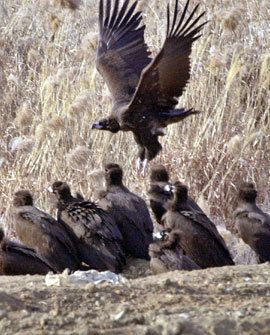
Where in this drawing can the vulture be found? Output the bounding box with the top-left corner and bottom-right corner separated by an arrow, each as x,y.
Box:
149,230 -> 200,274
148,165 -> 172,225
98,163 -> 153,259
234,182 -> 270,262
163,182 -> 234,268
0,228 -> 54,275
48,181 -> 125,273
92,0 -> 207,175
11,190 -> 81,273
148,165 -> 204,225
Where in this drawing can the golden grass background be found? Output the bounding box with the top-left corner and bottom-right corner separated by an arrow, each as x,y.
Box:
0,0 -> 269,236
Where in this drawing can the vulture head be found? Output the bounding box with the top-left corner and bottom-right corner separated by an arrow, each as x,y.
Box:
92,117 -> 121,133
48,181 -> 72,202
150,165 -> 170,183
238,182 -> 257,203
13,190 -> 34,207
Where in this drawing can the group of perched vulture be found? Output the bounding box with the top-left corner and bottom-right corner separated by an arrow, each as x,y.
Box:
1,164 -> 269,276
1,0 -> 268,275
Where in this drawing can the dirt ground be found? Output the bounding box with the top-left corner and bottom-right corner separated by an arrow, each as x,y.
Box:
1,261 -> 270,335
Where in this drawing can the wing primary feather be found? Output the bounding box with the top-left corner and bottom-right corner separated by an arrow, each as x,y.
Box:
178,13 -> 207,38
103,0 -> 112,41
117,2 -> 138,31
104,0 -> 111,28
179,21 -> 207,42
170,0 -> 190,36
169,0 -> 179,37
112,0 -> 130,30
174,4 -> 199,36
105,2 -> 141,48
166,3 -> 170,37
176,6 -> 204,37
112,12 -> 142,41
99,0 -> 104,35
117,30 -> 145,51
108,0 -> 119,29
170,0 -> 190,37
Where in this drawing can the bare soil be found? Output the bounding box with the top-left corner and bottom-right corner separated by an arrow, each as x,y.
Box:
1,262 -> 270,335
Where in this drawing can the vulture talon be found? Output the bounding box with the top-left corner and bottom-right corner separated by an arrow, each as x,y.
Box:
142,159 -> 149,177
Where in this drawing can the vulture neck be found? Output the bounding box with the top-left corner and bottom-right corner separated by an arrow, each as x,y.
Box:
57,191 -> 77,210
107,179 -> 124,191
170,191 -> 188,212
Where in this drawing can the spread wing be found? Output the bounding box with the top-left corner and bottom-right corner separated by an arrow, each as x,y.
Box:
96,0 -> 152,105
126,0 -> 207,112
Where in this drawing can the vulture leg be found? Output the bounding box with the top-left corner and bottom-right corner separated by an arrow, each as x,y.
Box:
134,133 -> 146,175
142,159 -> 149,177
144,135 -> 162,162
136,158 -> 143,175
134,133 -> 162,176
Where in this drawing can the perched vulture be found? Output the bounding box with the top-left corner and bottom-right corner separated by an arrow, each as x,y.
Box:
148,165 -> 204,225
163,182 -> 234,268
92,0 -> 207,175
11,190 -> 81,273
234,182 -> 270,262
148,165 -> 172,225
48,181 -> 125,273
0,228 -> 54,275
98,163 -> 153,259
149,230 -> 200,274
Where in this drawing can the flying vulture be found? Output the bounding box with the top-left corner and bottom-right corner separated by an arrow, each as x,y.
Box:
48,181 -> 125,273
98,163 -> 153,259
162,181 -> 234,268
149,230 -> 200,274
234,182 -> 270,263
92,0 -> 207,175
0,228 -> 55,275
11,190 -> 82,273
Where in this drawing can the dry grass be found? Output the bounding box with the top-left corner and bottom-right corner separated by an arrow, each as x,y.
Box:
0,0 -> 269,243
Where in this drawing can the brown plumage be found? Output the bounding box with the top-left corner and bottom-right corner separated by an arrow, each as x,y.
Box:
148,165 -> 172,225
234,182 -> 270,262
0,228 -> 54,275
91,0 -> 207,174
163,182 -> 234,268
11,190 -> 81,273
148,165 -> 204,225
98,163 -> 153,259
49,181 -> 125,273
149,230 -> 200,274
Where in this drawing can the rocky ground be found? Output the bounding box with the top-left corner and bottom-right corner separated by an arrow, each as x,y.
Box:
1,261 -> 270,335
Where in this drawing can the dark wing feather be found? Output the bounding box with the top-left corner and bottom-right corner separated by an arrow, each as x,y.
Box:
20,208 -> 79,257
97,0 -> 152,105
179,207 -> 230,253
100,191 -> 153,237
99,189 -> 153,259
3,240 -> 55,272
65,201 -> 123,243
59,200 -> 125,272
126,0 -> 207,112
254,230 -> 270,262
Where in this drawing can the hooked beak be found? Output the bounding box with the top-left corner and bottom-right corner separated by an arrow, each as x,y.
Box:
47,186 -> 54,193
91,122 -> 104,129
164,184 -> 174,192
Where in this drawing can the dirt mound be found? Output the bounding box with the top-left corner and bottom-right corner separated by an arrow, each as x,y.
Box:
1,263 -> 270,334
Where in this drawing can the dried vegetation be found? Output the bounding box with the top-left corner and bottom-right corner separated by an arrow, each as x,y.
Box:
0,0 -> 269,239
